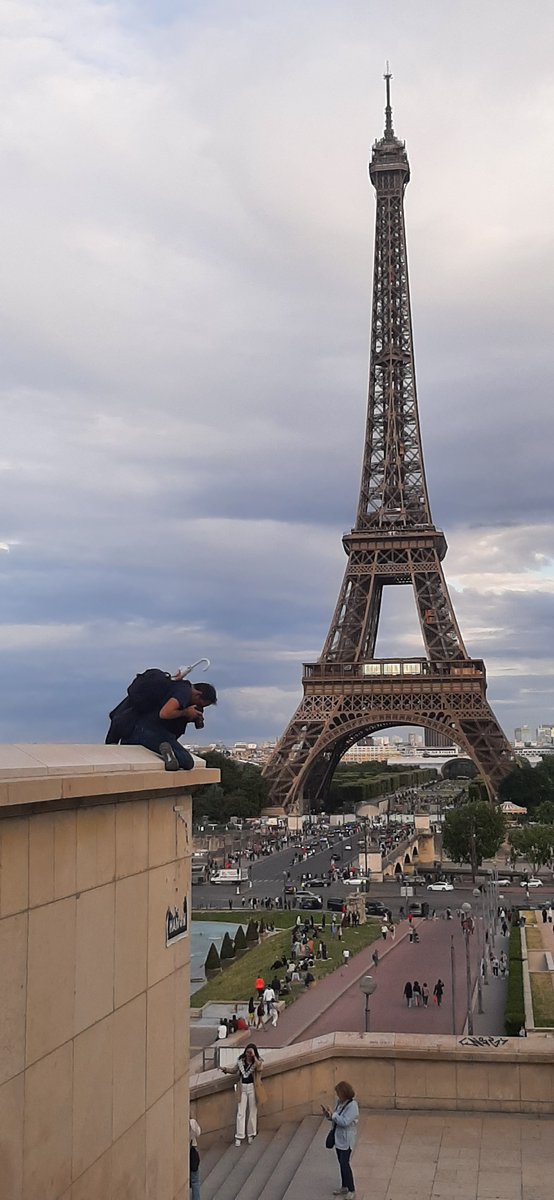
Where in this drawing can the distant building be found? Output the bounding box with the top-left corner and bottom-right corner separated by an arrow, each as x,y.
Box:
424,728 -> 456,750
536,725 -> 554,747
514,725 -> 531,745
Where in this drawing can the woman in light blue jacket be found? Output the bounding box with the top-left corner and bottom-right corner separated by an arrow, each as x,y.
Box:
322,1080 -> 359,1197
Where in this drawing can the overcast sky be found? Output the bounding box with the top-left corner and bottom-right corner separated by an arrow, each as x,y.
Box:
1,0 -> 553,749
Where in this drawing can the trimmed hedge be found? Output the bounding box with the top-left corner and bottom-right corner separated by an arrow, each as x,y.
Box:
220,932 -> 236,963
234,925 -> 247,954
246,920 -> 259,945
204,942 -> 221,974
505,924 -> 525,1035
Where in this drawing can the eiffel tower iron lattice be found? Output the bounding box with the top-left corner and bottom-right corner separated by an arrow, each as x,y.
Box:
263,74 -> 514,814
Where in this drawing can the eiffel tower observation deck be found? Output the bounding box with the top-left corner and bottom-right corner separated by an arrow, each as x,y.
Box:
263,74 -> 514,814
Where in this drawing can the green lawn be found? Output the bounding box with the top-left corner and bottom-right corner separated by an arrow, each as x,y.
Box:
191,910 -> 382,1009
525,923 -> 544,950
530,974 -> 554,1027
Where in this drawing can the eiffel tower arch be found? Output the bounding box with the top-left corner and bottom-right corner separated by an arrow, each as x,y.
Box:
263,74 -> 515,814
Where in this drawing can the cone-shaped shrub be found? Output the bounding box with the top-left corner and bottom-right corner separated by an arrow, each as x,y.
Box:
220,931 -> 236,962
246,920 -> 259,945
234,926 -> 247,953
259,918 -> 266,934
204,942 -> 221,973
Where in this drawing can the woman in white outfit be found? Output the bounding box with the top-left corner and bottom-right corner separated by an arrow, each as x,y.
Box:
221,1043 -> 263,1146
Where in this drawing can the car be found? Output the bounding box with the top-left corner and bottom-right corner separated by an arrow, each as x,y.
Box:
521,878 -> 543,888
331,854 -> 342,862
365,900 -> 387,916
496,878 -> 512,887
343,844 -> 352,850
296,895 -> 323,910
306,876 -> 331,888
343,876 -> 368,886
327,897 -> 347,912
427,881 -> 454,891
408,902 -> 424,916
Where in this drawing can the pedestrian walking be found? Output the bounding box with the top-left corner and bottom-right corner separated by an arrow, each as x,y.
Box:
372,949 -> 379,969
380,923 -> 388,941
499,951 -> 508,977
421,981 -> 429,1008
220,1044 -> 264,1146
501,920 -> 508,937
403,980 -> 413,1008
492,956 -> 499,976
321,1080 -> 359,1200
413,980 -> 422,1007
248,996 -> 256,1026
255,975 -> 265,999
433,979 -> 445,1007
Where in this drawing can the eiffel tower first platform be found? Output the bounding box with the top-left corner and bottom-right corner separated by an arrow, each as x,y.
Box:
263,75 -> 514,814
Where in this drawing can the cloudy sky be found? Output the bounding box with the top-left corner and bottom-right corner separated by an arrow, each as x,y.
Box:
1,0 -> 553,748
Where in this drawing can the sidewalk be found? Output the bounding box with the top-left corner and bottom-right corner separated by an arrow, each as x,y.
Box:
256,916 -> 491,1047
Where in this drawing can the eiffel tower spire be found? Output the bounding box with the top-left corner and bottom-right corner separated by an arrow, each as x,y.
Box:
263,82 -> 514,813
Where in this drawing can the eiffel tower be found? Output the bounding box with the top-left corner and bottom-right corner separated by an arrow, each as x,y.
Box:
263,74 -> 514,814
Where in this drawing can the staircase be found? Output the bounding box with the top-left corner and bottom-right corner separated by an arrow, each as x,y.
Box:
199,1116 -> 329,1200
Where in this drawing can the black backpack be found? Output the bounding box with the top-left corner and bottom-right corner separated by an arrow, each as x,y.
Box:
126,669 -> 173,715
190,1143 -> 200,1173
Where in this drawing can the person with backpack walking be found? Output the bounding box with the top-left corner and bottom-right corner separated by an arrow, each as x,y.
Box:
433,979 -> 445,1007
106,668 -> 217,769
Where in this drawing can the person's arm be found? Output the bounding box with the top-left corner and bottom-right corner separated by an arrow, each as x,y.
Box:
331,1101 -> 359,1127
159,696 -> 201,721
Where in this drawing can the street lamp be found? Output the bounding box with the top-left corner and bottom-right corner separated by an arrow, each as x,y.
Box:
473,887 -> 486,1010
282,871 -> 287,912
359,974 -> 377,1033
461,902 -> 474,1035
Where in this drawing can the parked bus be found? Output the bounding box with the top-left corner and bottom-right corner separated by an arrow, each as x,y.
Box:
210,868 -> 249,885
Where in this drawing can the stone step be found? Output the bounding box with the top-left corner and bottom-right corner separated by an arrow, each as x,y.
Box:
197,1139 -> 227,1183
202,1132 -> 273,1200
231,1122 -> 300,1200
257,1116 -> 323,1200
281,1116 -> 336,1200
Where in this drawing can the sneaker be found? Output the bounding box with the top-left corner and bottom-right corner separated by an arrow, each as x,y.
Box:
247,1135 -> 256,1143
234,1138 -> 241,1147
332,1190 -> 348,1196
346,1192 -> 356,1199
159,742 -> 180,771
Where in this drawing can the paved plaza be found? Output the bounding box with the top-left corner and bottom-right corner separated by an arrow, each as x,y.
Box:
347,1110 -> 553,1200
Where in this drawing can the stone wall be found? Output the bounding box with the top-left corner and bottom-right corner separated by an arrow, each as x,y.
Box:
191,1032 -> 554,1140
0,748 -> 218,1200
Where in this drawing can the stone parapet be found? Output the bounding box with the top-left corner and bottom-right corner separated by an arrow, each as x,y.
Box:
190,1031 -> 554,1140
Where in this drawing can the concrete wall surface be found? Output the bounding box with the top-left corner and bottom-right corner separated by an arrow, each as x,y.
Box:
190,1032 -> 554,1140
0,752 -> 218,1200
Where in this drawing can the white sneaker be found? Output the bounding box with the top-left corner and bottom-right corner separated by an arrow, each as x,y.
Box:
235,1139 -> 241,1147
346,1192 -> 356,1199
332,1190 -> 348,1196
247,1135 -> 256,1143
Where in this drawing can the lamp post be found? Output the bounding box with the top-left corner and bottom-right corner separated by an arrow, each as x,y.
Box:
461,901 -> 474,1035
450,933 -> 456,1034
359,974 -> 377,1033
472,888 -> 484,1013
282,871 -> 287,912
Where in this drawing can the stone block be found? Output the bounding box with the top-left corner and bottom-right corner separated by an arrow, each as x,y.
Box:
174,966 -> 188,1083
76,805 -> 115,892
74,883 -> 115,1035
115,800 -> 148,879
114,872 -> 148,1008
70,1148 -> 112,1200
23,1042 -> 73,1200
173,1074 -> 188,1195
0,1073 -> 24,1200
72,1015 -> 113,1178
0,818 -> 29,917
28,814 -> 55,907
53,811 -> 77,901
146,974 -> 175,1108
145,1089 -> 174,1200
113,994 -> 146,1140
111,1116 -> 146,1200
148,796 -> 177,869
0,912 -> 27,1086
26,897 -> 76,1066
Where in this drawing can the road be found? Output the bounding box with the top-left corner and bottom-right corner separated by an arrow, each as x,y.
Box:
192,832 -> 552,914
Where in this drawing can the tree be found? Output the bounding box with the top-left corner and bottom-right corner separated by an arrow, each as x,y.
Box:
204,942 -> 221,975
535,801 -> 554,825
442,801 -> 507,882
220,932 -> 236,964
234,926 -> 247,956
191,752 -> 270,823
246,920 -> 259,945
499,761 -> 554,813
508,826 -> 554,874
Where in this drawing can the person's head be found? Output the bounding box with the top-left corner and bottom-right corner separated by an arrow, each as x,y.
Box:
335,1081 -> 355,1103
242,1043 -> 261,1064
191,682 -> 218,710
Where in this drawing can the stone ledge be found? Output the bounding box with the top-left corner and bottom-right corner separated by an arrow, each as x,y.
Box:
0,744 -> 219,810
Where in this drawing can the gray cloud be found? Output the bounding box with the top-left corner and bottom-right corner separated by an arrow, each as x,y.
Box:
1,0 -> 554,748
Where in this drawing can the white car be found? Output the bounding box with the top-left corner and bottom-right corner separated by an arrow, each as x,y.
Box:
496,878 -> 512,887
521,878 -> 543,888
343,876 -> 369,886
427,881 -> 454,892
